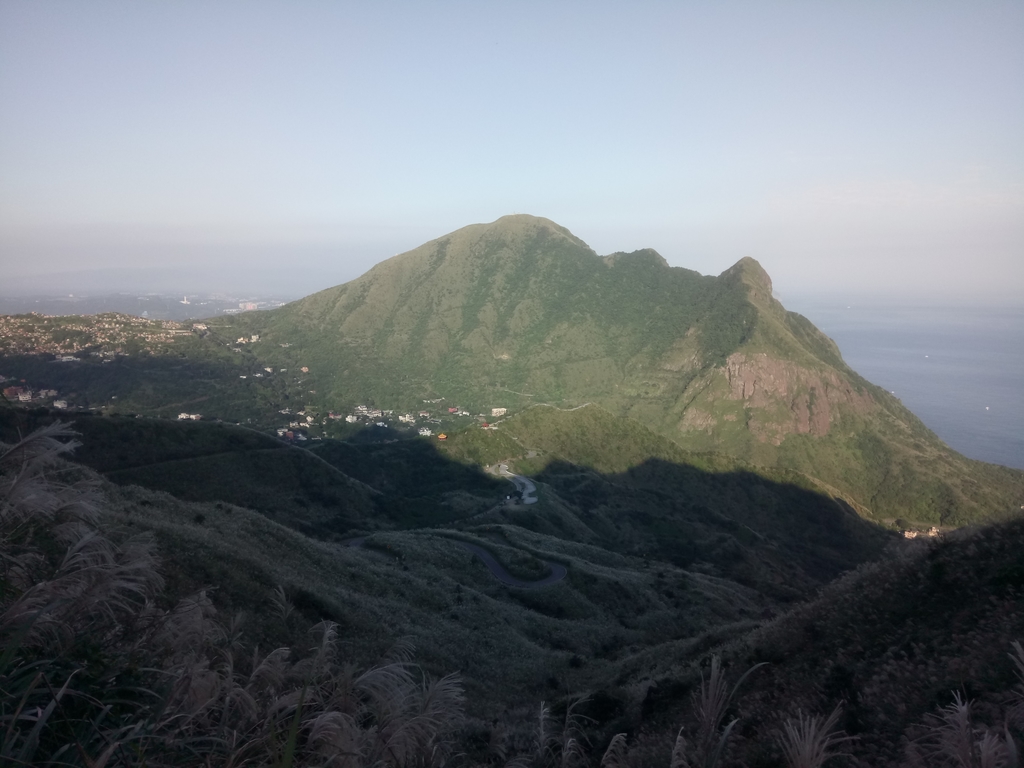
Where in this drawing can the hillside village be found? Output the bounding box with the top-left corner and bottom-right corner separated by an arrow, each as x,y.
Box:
0,379 -> 66,409
0,312 -> 193,356
274,402 -> 511,442
0,311 -> 520,439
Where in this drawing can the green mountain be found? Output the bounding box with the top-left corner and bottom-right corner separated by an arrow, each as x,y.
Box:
220,214 -> 1022,526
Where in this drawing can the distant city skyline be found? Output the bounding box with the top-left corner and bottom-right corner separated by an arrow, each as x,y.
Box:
2,2 -> 1022,302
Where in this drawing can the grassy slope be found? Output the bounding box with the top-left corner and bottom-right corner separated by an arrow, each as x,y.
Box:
0,409 -> 384,538
627,518 -> 1024,767
221,215 -> 738,413
5,409 -> 1021,767
439,405 -> 893,598
0,403 -> 892,721
3,403 -> 890,601
666,263 -> 1024,526
102,480 -> 765,713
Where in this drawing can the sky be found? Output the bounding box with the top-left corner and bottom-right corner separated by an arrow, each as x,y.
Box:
1,1 -> 1022,301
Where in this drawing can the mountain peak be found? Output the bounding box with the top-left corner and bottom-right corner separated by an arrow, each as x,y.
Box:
489,213 -> 560,229
720,256 -> 773,301
469,214 -> 590,249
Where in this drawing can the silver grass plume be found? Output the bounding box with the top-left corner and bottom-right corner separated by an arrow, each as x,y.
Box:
777,705 -> 852,768
600,733 -> 630,768
907,690 -> 1018,768
673,655 -> 765,768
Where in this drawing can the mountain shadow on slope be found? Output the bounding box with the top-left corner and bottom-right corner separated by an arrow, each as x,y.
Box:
505,457 -> 894,600
0,407 -> 382,538
0,337 -> 309,424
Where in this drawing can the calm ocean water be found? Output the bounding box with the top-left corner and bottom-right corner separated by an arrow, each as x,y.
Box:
785,301 -> 1024,471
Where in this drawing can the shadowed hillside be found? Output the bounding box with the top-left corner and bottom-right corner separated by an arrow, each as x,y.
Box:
627,518 -> 1024,767
3,411 -> 1021,767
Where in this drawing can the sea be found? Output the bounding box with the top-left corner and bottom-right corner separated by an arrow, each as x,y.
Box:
785,300 -> 1024,471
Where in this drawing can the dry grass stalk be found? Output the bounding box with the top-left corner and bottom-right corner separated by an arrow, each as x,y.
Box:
906,688 -> 1019,768
672,654 -> 765,768
777,704 -> 851,768
600,732 -> 629,768
527,697 -> 590,768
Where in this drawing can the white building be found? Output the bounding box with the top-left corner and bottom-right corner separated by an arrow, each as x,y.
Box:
491,407 -> 507,417
418,427 -> 433,436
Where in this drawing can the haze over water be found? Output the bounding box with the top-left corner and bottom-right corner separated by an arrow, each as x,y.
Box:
790,301 -> 1024,470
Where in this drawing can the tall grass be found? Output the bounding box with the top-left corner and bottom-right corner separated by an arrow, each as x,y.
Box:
0,423 -> 465,766
901,642 -> 1024,768
777,705 -> 850,768
670,655 -> 765,768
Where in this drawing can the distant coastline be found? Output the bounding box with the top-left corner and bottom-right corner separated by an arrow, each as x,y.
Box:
2,289 -> 1020,471
789,300 -> 1024,470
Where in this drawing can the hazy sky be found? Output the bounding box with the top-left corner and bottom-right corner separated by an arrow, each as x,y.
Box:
1,1 -> 1022,300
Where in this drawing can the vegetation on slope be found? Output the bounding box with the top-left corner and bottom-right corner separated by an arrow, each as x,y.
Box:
0,422 -> 466,767
3,215 -> 1022,529
0,408 -> 385,538
4,416 -> 1022,767
215,215 -> 1022,526
627,518 -> 1024,767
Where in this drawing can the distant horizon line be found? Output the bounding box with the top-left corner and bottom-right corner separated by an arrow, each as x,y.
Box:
2,284 -> 1020,313
2,243 -> 1020,308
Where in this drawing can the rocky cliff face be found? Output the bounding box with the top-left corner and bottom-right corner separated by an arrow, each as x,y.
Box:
721,352 -> 876,444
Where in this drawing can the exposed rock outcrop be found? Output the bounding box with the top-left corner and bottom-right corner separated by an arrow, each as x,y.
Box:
722,352 -> 876,444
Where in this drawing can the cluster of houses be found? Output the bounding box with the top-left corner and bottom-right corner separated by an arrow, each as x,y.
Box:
264,395 -> 513,444
177,413 -> 202,421
901,526 -> 941,539
2,384 -> 66,409
0,313 -> 191,357
318,403 -> 510,438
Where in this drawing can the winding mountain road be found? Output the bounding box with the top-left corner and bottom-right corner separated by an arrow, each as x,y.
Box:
457,542 -> 567,588
496,463 -> 537,504
340,459 -> 562,587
